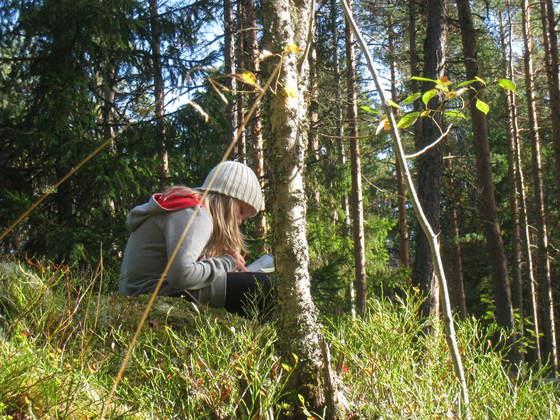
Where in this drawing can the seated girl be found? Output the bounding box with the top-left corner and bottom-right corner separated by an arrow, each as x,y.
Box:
118,161 -> 273,318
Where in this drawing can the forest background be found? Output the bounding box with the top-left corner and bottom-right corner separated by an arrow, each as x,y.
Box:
1,0 -> 560,417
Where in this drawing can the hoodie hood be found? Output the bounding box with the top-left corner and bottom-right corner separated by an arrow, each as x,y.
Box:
125,194 -> 203,232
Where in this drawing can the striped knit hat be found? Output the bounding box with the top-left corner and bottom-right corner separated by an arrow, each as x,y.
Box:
199,161 -> 264,216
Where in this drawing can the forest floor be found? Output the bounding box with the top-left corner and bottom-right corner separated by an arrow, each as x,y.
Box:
1,260 -> 559,418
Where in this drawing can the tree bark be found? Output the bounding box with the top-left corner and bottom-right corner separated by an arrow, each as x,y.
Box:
539,0 -> 560,188
449,206 -> 467,319
307,38 -> 321,208
330,0 -> 355,317
263,0 -> 346,416
388,14 -> 410,269
149,0 -> 169,189
345,0 -> 368,317
224,0 -> 238,144
498,9 -> 524,349
521,0 -> 558,372
412,0 -> 447,317
456,0 -> 515,332
244,0 -> 268,251
407,0 -> 418,272
503,0 -> 541,365
236,1 -> 247,164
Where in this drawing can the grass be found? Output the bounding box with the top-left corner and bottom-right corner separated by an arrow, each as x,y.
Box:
1,260 -> 559,418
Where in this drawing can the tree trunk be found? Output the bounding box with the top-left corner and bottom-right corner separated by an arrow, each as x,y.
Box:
245,0 -> 268,251
330,0 -> 354,317
263,0 -> 346,416
224,0 -> 238,144
503,0 -> 541,365
539,0 -> 560,188
345,0 -> 368,317
149,0 -> 169,189
521,0 -> 558,372
307,38 -> 321,209
51,19 -> 74,233
456,0 -> 515,332
449,206 -> 467,319
388,15 -> 410,269
412,0 -> 447,318
407,0 -> 418,273
498,9 -> 524,350
236,1 -> 247,164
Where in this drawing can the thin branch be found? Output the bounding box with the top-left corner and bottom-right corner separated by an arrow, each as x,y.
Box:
406,123 -> 453,159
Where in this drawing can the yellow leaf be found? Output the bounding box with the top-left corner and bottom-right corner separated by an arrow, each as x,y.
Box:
284,86 -> 298,99
284,43 -> 303,54
240,71 -> 257,86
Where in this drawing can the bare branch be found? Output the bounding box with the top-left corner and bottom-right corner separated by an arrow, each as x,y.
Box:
406,123 -> 453,159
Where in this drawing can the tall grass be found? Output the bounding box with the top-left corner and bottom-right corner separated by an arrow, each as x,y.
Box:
1,260 -> 559,418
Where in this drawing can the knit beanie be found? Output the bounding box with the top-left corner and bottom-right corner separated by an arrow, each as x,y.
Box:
199,161 -> 264,216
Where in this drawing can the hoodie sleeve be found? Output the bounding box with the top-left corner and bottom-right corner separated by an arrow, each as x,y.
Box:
159,207 -> 234,306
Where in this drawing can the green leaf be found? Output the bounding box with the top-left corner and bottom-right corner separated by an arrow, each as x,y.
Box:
360,105 -> 379,115
402,92 -> 421,105
397,112 -> 421,129
411,76 -> 437,83
422,89 -> 438,107
386,99 -> 401,109
444,110 -> 466,120
475,98 -> 490,115
475,76 -> 486,85
455,79 -> 478,88
498,78 -> 516,92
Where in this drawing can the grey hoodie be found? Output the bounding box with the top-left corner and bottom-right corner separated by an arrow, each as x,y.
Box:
118,196 -> 235,307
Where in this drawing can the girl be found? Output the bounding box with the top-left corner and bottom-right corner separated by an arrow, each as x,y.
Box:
118,161 -> 273,317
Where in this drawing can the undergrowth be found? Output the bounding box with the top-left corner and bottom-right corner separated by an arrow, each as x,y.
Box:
1,260 -> 559,418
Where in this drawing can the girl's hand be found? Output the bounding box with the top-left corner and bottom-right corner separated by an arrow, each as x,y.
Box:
230,250 -> 248,272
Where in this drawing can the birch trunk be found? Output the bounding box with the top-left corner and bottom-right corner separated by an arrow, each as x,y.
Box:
263,0 -> 346,415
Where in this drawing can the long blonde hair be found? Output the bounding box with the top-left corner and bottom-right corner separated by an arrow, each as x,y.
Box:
161,186 -> 246,257
205,192 -> 246,257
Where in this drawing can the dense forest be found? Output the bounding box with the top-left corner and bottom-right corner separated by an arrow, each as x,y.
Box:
1,0 -> 560,417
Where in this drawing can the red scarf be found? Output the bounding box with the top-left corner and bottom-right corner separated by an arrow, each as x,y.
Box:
153,192 -> 204,211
